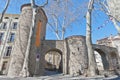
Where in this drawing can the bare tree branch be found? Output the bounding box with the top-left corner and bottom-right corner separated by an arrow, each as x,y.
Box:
111,18 -> 120,33
61,16 -> 66,40
48,22 -> 61,40
44,0 -> 86,40
0,0 -> 10,23
41,0 -> 48,7
98,0 -> 120,34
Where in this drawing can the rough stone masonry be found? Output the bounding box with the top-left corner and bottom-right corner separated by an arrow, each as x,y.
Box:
6,3 -> 120,77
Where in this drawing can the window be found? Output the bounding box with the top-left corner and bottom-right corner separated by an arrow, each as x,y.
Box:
2,61 -> 8,70
4,46 -> 12,56
2,22 -> 7,29
12,22 -> 17,29
8,33 -> 15,42
14,17 -> 18,19
4,17 -> 9,19
0,22 -> 7,29
0,33 -> 4,44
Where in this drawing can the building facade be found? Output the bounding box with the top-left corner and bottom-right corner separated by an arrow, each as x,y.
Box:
0,14 -> 19,74
97,35 -> 120,56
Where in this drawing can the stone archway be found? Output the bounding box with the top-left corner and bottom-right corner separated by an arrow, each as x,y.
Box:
94,49 -> 109,71
44,49 -> 63,75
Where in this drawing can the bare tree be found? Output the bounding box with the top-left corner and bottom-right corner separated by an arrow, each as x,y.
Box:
98,0 -> 120,34
86,0 -> 97,76
0,0 -> 10,23
107,0 -> 120,34
97,0 -> 120,72
44,0 -> 87,40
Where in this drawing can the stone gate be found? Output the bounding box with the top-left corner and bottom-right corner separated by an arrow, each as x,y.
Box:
6,3 -> 120,77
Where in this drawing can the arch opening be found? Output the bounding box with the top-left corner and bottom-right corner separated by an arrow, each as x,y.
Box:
44,49 -> 63,75
94,49 -> 109,71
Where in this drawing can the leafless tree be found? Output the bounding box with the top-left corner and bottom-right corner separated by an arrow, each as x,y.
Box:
44,0 -> 87,40
86,0 -> 97,76
98,0 -> 120,34
0,0 -> 10,23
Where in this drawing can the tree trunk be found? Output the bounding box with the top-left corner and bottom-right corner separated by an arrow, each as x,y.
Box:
86,0 -> 96,76
106,0 -> 120,34
19,0 -> 37,77
111,18 -> 120,34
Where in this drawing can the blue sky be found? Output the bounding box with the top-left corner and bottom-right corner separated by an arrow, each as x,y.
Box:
0,0 -> 118,43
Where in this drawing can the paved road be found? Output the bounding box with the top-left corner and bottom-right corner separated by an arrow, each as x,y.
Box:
0,74 -> 119,80
0,70 -> 118,80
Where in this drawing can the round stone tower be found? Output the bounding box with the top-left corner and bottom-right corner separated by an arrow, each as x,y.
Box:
7,4 -> 47,77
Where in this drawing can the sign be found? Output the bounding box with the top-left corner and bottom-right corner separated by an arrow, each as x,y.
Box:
36,53 -> 40,61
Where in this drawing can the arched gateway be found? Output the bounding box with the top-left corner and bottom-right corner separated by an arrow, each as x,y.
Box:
5,3 -> 120,77
93,45 -> 119,75
44,49 -> 63,75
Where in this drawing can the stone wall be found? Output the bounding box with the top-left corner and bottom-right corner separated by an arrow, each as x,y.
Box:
7,4 -> 32,77
40,40 -> 64,75
40,36 -> 88,76
96,35 -> 120,70
40,36 -> 119,76
7,4 -> 48,77
65,36 -> 88,76
28,6 -> 47,76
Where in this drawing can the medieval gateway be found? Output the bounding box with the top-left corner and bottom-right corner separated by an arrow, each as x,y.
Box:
0,4 -> 120,77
